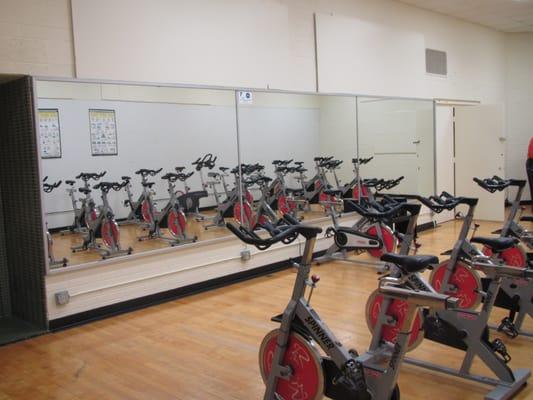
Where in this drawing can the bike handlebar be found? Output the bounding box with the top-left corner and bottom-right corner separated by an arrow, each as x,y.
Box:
93,181 -> 125,192
474,176 -> 526,193
346,198 -> 406,219
135,168 -> 163,177
226,217 -> 322,250
352,157 -> 373,165
43,180 -> 62,193
76,171 -> 106,181
417,192 -> 477,212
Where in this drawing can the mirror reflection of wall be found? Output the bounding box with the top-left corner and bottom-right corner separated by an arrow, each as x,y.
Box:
357,97 -> 435,196
38,81 -> 238,267
237,92 -> 357,224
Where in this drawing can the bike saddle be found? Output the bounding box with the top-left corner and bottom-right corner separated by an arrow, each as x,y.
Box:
175,166 -> 186,172
471,236 -> 519,251
208,172 -> 220,178
520,216 -> 533,222
65,180 -> 75,185
121,175 -> 131,181
381,253 -> 439,274
219,167 -> 229,172
78,187 -> 91,194
142,182 -> 155,188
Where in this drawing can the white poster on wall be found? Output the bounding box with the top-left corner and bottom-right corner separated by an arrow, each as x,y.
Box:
238,91 -> 253,104
89,109 -> 118,156
38,109 -> 62,159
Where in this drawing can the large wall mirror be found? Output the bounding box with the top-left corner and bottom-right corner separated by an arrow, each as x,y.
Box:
236,91 -> 357,226
357,97 -> 435,196
37,80 -> 239,269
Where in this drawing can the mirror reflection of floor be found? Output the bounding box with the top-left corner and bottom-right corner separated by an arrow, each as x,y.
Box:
49,206 -> 329,268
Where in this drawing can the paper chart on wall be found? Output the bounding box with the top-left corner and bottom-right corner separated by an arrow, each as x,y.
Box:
89,109 -> 118,156
38,109 -> 62,159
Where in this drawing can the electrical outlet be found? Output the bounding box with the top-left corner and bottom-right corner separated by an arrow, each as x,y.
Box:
55,290 -> 70,305
240,249 -> 251,261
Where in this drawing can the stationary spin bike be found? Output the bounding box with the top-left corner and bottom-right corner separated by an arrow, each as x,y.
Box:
366,218 -> 532,400
120,168 -> 163,225
137,172 -> 197,246
474,176 -> 532,266
72,181 -> 132,259
61,171 -> 106,234
227,216 -> 458,400
421,191 -> 533,338
42,177 -> 68,267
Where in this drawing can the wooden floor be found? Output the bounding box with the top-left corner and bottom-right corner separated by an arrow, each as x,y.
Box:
52,207 -> 327,267
2,219 -> 532,399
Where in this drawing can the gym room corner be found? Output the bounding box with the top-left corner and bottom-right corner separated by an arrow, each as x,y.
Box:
0,1 -> 532,399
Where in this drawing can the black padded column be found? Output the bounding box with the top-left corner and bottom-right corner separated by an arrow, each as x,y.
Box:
0,76 -> 47,330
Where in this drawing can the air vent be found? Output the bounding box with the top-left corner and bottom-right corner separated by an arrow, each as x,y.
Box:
426,48 -> 447,76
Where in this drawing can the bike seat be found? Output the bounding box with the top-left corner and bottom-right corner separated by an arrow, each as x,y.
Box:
471,236 -> 518,251
295,167 -> 307,173
219,167 -> 229,172
65,180 -> 75,185
142,182 -> 155,188
121,176 -> 131,181
78,187 -> 91,194
208,172 -> 219,178
381,253 -> 439,273
175,166 -> 186,172
520,216 -> 533,222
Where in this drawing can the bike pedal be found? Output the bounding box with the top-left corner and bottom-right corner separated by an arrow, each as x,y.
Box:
497,317 -> 519,339
491,338 -> 511,363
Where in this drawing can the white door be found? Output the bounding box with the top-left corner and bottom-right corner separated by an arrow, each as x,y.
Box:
435,105 -> 455,223
455,105 -> 505,221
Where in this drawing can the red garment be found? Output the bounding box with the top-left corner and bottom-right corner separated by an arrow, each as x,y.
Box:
529,137 -> 533,159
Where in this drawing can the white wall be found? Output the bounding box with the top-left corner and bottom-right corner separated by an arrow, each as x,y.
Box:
0,0 -> 74,76
505,33 -> 533,200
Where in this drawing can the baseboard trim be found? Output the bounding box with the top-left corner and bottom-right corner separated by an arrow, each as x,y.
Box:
49,250 -> 327,331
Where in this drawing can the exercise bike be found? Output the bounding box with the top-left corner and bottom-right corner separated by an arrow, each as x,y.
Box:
317,192 -> 421,268
203,163 -> 256,230
43,177 -> 68,268
294,156 -> 333,206
419,192 -> 533,339
61,171 -> 106,234
72,181 -> 132,259
474,176 -> 532,266
227,216 -> 458,400
120,168 -> 162,225
137,172 -> 197,246
177,154 -> 214,221
366,234 -> 532,399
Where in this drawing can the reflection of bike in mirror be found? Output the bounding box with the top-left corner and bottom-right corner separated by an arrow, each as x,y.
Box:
43,177 -> 68,268
227,216 -> 457,400
120,168 -> 162,225
71,181 -> 133,259
61,171 -> 106,234
136,172 -> 197,246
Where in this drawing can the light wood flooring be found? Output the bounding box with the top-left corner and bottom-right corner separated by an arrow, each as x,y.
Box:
2,219 -> 532,399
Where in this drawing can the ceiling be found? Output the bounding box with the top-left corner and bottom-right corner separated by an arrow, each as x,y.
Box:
397,0 -> 533,32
